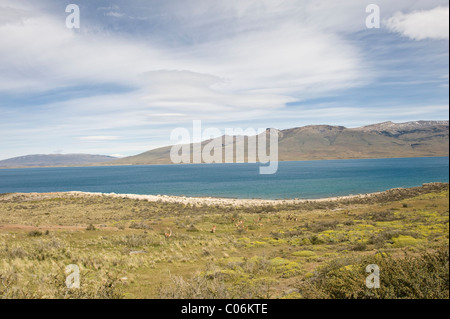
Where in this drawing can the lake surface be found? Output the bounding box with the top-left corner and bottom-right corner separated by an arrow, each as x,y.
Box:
0,157 -> 448,199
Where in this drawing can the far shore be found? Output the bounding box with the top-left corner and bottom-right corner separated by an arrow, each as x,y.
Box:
0,155 -> 449,170
2,182 -> 448,207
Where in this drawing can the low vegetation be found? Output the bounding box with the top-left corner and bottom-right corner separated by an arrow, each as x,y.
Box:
0,183 -> 448,299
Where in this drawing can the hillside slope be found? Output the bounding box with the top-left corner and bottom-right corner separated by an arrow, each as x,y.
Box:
113,120 -> 449,165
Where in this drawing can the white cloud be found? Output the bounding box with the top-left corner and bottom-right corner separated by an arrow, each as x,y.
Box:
0,2 -> 369,118
79,136 -> 119,141
0,6 -> 31,25
385,6 -> 449,40
98,5 -> 120,11
105,11 -> 125,18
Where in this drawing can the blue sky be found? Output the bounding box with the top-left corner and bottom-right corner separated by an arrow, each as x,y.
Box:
0,0 -> 448,159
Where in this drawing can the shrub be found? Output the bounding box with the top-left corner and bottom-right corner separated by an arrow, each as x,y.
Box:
310,235 -> 323,245
392,235 -> 425,248
159,271 -> 276,299
368,230 -> 420,248
298,246 -> 449,299
293,250 -> 316,258
306,220 -> 339,233
186,224 -> 199,232
27,230 -> 43,237
350,243 -> 368,251
129,222 -> 151,230
117,234 -> 150,248
358,210 -> 401,222
269,257 -> 290,267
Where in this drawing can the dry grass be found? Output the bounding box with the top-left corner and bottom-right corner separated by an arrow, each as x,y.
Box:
0,183 -> 448,299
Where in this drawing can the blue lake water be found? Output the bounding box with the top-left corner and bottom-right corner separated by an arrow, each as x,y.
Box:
0,157 -> 448,199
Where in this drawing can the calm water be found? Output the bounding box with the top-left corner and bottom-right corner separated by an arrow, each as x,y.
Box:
0,157 -> 448,199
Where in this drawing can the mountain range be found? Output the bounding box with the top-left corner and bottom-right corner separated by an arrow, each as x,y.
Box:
113,120 -> 449,165
1,121 -> 448,168
0,154 -> 116,168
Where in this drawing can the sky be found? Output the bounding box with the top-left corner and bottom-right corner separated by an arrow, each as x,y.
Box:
0,0 -> 448,160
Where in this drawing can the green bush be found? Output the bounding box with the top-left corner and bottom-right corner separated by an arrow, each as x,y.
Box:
392,235 -> 425,248
298,246 -> 449,299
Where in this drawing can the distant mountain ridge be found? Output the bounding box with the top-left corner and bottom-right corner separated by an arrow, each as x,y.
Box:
357,120 -> 449,134
0,154 -> 116,168
1,121 -> 448,168
113,120 -> 449,165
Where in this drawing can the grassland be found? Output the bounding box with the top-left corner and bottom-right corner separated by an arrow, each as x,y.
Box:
0,183 -> 448,299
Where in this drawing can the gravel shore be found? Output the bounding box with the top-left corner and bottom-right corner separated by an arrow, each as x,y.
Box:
64,190 -> 378,207
1,183 -> 447,207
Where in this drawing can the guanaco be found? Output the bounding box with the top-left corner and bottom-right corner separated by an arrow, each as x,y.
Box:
164,228 -> 172,238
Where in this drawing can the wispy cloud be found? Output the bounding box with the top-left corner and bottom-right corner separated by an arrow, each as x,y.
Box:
385,6 -> 449,40
104,11 -> 125,18
79,136 -> 120,141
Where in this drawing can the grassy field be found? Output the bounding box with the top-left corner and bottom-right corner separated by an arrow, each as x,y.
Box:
0,183 -> 448,299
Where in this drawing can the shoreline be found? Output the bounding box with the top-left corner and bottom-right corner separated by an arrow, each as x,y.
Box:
68,191 -> 376,206
1,155 -> 448,170
3,182 -> 448,207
